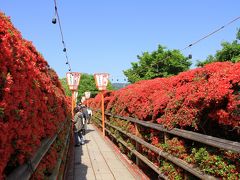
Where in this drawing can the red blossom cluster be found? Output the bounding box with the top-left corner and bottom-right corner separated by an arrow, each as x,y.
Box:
89,62 -> 240,138
0,12 -> 71,178
89,62 -> 240,178
32,121 -> 70,180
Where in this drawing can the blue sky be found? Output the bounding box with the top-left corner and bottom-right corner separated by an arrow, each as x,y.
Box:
1,1 -> 240,82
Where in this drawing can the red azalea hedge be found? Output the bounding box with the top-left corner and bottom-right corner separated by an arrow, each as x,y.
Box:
0,12 -> 71,178
89,62 -> 240,178
89,61 -> 240,139
32,119 -> 71,180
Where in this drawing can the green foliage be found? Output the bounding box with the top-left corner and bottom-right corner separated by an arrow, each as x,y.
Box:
215,41 -> 240,63
123,45 -> 191,83
237,28 -> 240,40
196,55 -> 215,67
192,147 -> 209,165
192,148 -> 238,178
0,108 -> 4,118
59,78 -> 71,96
159,160 -> 183,179
77,73 -> 99,98
197,29 -> 240,67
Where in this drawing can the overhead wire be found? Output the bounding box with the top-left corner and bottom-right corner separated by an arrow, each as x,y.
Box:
51,1 -> 240,73
53,0 -> 72,71
153,16 -> 240,66
181,16 -> 240,51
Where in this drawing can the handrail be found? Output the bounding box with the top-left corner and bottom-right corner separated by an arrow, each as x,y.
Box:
92,110 -> 239,179
7,119 -> 70,180
104,128 -> 168,180
103,120 -> 216,180
49,123 -> 71,179
103,112 -> 240,153
93,117 -> 168,179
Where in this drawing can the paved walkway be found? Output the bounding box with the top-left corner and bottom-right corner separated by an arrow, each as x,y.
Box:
65,124 -> 137,180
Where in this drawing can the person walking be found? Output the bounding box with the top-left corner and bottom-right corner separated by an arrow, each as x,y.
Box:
80,104 -> 89,135
72,107 -> 85,146
87,107 -> 92,124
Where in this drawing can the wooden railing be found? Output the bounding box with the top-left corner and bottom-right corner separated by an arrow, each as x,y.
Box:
92,110 -> 240,179
106,113 -> 240,153
6,119 -> 71,180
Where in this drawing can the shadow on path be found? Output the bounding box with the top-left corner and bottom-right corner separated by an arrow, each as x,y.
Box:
74,145 -> 88,180
64,140 -> 90,180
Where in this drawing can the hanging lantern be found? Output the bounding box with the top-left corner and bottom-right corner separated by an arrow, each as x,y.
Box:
94,73 -> 109,91
66,72 -> 81,91
52,17 -> 57,24
81,96 -> 86,103
85,91 -> 91,99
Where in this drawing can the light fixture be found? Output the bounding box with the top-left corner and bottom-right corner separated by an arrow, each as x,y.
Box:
52,17 -> 57,24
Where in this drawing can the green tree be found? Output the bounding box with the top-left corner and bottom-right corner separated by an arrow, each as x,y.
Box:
78,73 -> 98,99
60,78 -> 71,96
196,55 -> 215,67
123,45 -> 192,83
236,28 -> 240,40
215,41 -> 240,63
197,28 -> 240,67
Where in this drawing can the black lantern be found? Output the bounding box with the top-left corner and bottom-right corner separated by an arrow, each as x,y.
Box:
52,17 -> 57,24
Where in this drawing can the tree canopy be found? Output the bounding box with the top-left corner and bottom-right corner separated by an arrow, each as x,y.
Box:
123,45 -> 192,83
197,28 -> 240,67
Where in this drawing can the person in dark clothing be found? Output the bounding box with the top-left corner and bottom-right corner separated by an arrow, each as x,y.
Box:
72,107 -> 85,146
80,104 -> 89,136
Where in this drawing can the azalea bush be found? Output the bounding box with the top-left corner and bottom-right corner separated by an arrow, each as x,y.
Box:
89,62 -> 240,139
0,12 -> 71,179
32,120 -> 71,180
89,61 -> 240,179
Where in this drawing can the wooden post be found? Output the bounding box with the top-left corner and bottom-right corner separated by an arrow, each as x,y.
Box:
101,92 -> 105,136
71,90 -> 75,119
164,132 -> 169,144
93,73 -> 109,136
135,123 -> 140,166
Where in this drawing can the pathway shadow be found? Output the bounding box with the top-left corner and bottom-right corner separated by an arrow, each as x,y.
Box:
65,125 -> 97,180
85,129 -> 94,134
64,141 -> 90,180
73,144 -> 88,180
84,140 -> 90,144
